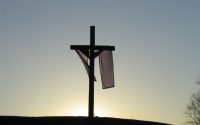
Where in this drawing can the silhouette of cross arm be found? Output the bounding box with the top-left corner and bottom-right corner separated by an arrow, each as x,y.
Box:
71,45 -> 115,58
70,45 -> 115,51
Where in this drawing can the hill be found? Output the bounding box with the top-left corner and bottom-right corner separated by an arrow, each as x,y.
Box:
0,116 -> 170,125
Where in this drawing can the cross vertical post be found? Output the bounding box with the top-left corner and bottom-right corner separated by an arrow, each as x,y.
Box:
70,26 -> 115,118
89,26 -> 95,117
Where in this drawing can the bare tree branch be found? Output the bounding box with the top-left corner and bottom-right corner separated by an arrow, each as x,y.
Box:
185,84 -> 200,125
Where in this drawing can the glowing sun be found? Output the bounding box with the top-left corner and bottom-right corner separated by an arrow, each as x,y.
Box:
66,105 -> 107,117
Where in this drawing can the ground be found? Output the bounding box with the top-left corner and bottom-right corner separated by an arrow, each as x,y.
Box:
0,116 -> 170,125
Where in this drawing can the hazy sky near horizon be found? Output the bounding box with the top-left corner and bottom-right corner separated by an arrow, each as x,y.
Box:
1,0 -> 200,125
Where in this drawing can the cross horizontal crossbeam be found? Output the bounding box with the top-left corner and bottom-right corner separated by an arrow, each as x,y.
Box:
70,45 -> 115,51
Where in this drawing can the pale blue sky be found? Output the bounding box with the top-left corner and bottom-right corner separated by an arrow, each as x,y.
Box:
1,0 -> 200,124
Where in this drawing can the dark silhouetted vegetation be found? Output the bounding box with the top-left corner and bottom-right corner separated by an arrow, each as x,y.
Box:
185,82 -> 200,125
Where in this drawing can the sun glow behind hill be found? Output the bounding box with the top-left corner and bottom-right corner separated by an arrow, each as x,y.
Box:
65,104 -> 108,117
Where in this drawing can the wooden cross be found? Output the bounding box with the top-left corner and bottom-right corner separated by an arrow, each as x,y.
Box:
70,26 -> 115,117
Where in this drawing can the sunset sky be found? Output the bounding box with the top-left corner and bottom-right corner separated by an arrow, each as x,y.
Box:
1,0 -> 200,124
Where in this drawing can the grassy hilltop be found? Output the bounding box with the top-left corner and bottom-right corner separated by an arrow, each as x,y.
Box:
0,116 -> 170,125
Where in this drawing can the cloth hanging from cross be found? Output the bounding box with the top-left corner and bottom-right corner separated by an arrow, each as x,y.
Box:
70,26 -> 115,117
74,48 -> 115,89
